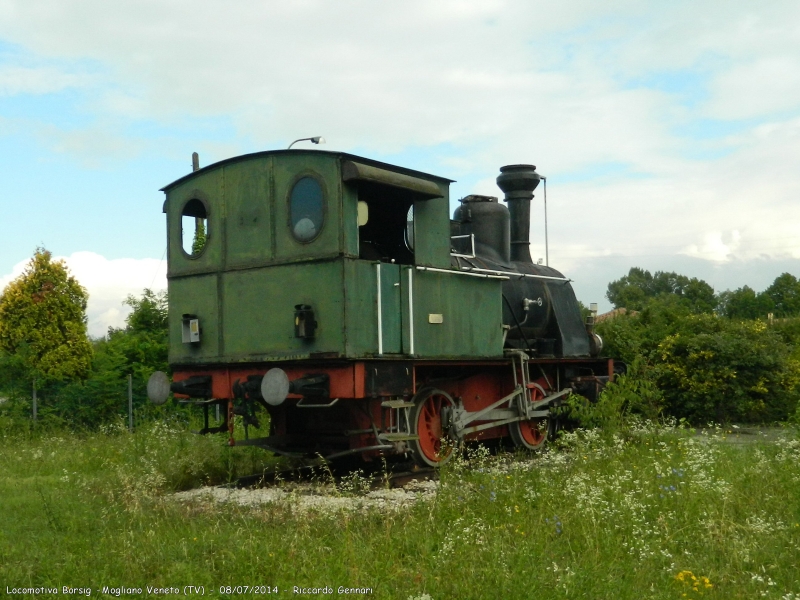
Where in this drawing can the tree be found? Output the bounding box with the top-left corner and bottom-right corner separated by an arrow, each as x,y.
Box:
606,267 -> 716,313
192,219 -> 206,256
106,288 -> 169,380
764,273 -> 800,318
606,267 -> 651,310
120,288 -> 168,337
717,286 -> 774,320
44,289 -> 169,428
0,248 -> 92,381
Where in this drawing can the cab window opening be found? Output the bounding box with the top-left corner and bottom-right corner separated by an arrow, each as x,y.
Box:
405,205 -> 414,251
181,198 -> 208,257
356,181 -> 416,264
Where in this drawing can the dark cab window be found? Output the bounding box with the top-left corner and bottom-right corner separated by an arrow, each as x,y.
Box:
290,177 -> 324,242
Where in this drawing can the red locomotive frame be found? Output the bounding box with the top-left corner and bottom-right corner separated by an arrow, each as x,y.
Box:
172,355 -> 614,466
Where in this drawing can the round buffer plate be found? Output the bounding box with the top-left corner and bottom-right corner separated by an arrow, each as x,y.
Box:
147,371 -> 170,405
261,368 -> 290,406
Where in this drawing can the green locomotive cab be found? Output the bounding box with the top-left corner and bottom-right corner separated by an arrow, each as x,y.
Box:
150,149 -> 614,465
162,150 -> 503,369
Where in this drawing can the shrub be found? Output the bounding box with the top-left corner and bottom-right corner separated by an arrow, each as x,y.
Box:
597,299 -> 800,424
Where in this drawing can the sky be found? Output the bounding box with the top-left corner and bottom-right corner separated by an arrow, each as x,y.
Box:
1,0 -> 799,337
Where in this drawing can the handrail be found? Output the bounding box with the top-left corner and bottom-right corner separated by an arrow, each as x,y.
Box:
459,266 -> 569,282
415,266 -> 508,280
450,233 -> 476,258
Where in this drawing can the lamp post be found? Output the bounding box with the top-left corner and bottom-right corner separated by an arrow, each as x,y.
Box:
288,136 -> 326,149
541,176 -> 549,267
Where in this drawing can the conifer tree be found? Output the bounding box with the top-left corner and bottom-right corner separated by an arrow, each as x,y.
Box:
0,248 -> 92,381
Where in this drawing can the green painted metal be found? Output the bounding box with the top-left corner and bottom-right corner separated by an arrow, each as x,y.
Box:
412,192 -> 451,268
379,263 -> 402,354
224,158 -> 272,268
341,180 -> 360,258
341,160 -> 443,198
272,153 -> 342,262
342,259 -> 378,357
162,150 -> 504,366
168,274 -> 220,363
405,269 -> 503,358
166,169 -> 225,279
222,261 -> 345,360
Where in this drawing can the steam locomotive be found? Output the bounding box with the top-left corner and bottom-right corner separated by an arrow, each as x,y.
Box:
147,149 -> 613,466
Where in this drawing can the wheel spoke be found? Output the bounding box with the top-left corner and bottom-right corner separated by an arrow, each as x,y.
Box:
511,382 -> 549,450
410,389 -> 457,467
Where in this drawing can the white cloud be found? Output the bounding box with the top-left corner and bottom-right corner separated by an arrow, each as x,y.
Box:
683,231 -> 742,262
706,57 -> 800,120
0,65 -> 91,95
0,252 -> 167,339
32,121 -> 148,165
1,0 -> 800,309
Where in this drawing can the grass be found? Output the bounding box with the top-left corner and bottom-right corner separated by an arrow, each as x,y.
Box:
1,419 -> 799,599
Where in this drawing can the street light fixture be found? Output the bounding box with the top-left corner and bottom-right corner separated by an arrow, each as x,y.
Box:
288,136 -> 326,149
541,176 -> 549,267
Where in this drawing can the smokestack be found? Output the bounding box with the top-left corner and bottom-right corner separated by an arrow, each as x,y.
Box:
496,164 -> 541,263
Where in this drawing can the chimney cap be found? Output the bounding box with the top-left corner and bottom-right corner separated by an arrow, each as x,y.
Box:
461,194 -> 498,203
499,163 -> 537,172
497,164 -> 541,196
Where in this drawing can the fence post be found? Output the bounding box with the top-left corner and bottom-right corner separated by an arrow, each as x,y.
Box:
128,374 -> 133,432
32,378 -> 37,423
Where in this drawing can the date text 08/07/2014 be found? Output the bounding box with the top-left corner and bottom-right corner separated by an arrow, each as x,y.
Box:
219,586 -> 374,595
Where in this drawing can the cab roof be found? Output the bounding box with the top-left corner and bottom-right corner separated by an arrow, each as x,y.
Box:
160,149 -> 454,192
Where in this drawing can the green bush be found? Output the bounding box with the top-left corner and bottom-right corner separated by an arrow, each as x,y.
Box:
561,357 -> 663,434
656,317 -> 800,423
597,299 -> 800,424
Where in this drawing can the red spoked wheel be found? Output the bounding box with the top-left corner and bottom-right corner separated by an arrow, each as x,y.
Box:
509,382 -> 549,450
409,388 -> 459,467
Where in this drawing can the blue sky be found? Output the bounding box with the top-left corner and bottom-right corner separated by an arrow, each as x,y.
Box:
1,0 -> 799,335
